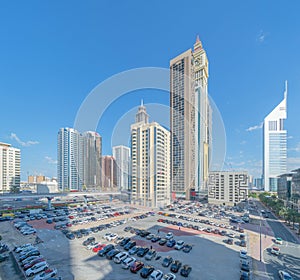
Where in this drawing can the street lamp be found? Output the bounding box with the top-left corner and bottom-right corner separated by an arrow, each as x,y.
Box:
259,212 -> 262,262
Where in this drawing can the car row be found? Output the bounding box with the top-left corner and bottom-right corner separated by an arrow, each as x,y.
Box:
14,243 -> 58,279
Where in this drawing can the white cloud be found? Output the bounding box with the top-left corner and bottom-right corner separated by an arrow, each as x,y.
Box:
289,142 -> 300,152
246,122 -> 263,132
10,133 -> 39,147
287,136 -> 293,139
45,156 -> 58,165
240,140 -> 247,145
257,30 -> 267,43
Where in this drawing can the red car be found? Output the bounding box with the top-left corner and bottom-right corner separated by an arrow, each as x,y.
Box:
23,258 -> 45,270
68,215 -> 75,219
130,261 -> 144,273
92,244 -> 106,253
157,219 -> 164,222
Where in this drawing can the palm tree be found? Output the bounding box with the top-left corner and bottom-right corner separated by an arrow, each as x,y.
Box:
279,207 -> 289,222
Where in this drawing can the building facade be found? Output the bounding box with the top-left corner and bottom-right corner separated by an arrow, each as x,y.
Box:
263,82 -> 288,192
170,36 -> 211,200
208,171 -> 249,206
101,156 -> 117,190
113,145 -> 130,191
82,131 -> 102,190
0,142 -> 21,193
131,103 -> 171,208
57,128 -> 84,191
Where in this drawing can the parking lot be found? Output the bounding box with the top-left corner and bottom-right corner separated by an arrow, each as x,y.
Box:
0,200 -> 252,280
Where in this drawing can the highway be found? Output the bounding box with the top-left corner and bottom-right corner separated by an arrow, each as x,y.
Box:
255,201 -> 300,280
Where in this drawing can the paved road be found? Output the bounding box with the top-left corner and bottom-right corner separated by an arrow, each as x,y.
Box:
255,202 -> 300,280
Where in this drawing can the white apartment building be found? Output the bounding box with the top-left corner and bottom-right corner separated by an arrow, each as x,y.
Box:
131,103 -> 171,208
0,142 -> 21,193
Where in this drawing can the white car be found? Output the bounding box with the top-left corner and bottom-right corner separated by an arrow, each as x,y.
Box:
22,255 -> 44,266
121,257 -> 136,269
86,242 -> 97,250
150,270 -> 164,280
174,240 -> 184,250
25,262 -> 48,277
240,250 -> 248,259
33,268 -> 57,280
271,247 -> 280,256
275,237 -> 283,245
106,233 -> 118,241
23,229 -> 37,235
163,273 -> 176,280
165,232 -> 173,240
103,232 -> 112,239
114,252 -> 129,264
15,244 -> 32,253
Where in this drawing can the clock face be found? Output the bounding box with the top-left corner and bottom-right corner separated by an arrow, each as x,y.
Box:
195,59 -> 200,66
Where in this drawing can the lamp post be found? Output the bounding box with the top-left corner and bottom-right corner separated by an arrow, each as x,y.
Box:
259,212 -> 262,262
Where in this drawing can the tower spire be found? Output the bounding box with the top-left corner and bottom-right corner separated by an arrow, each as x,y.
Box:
284,80 -> 288,99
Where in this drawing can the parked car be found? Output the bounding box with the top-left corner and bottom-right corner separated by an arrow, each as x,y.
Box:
140,265 -> 155,278
106,233 -> 118,242
163,273 -> 176,280
129,246 -> 140,255
24,258 -> 45,270
120,237 -> 131,247
14,243 -> 32,253
174,240 -> 184,250
130,260 -> 144,273
159,239 -> 167,246
25,261 -> 48,277
146,234 -> 155,240
66,233 -> 75,240
162,256 -> 173,267
22,255 -> 43,266
180,265 -> 192,277
113,252 -> 129,264
182,244 -> 193,253
166,239 -> 176,248
92,244 -> 106,253
278,270 -> 294,280
240,250 -> 248,259
137,247 -> 149,257
170,260 -> 182,273
98,244 -> 115,257
83,237 -> 96,246
124,241 -> 136,251
19,250 -> 40,262
145,249 -> 156,261
240,240 -> 247,247
165,232 -> 173,240
150,270 -> 164,280
121,256 -> 136,269
106,249 -> 120,260
33,268 -> 57,280
151,236 -> 161,243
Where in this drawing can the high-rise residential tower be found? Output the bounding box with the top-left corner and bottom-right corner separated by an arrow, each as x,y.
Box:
57,128 -> 84,191
82,131 -> 102,190
0,142 -> 21,193
131,103 -> 171,208
170,36 -> 211,200
263,82 -> 288,192
113,145 -> 130,191
101,155 -> 117,189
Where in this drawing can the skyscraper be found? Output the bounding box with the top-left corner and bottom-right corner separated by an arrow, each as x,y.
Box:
170,36 -> 211,200
57,128 -> 83,191
0,142 -> 21,193
263,82 -> 288,192
113,145 -> 130,191
131,103 -> 171,208
83,131 -> 102,190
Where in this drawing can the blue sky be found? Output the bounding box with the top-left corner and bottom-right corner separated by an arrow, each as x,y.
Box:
0,1 -> 300,180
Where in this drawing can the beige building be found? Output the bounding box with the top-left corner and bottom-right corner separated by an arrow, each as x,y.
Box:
208,171 -> 249,206
0,142 -> 21,193
170,36 -> 211,200
28,175 -> 46,184
131,103 -> 171,208
101,155 -> 117,190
